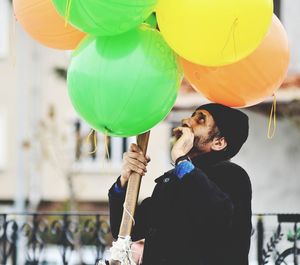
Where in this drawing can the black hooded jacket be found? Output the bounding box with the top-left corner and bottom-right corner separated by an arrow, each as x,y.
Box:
108,151 -> 252,265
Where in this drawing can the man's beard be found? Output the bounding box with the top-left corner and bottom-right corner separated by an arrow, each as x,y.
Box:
188,135 -> 210,157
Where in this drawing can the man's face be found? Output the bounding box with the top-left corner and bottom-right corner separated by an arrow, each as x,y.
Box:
181,109 -> 218,154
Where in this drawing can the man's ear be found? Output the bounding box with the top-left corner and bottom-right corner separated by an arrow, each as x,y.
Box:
211,137 -> 227,151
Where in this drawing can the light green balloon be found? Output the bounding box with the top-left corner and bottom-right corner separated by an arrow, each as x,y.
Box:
68,25 -> 182,137
52,0 -> 157,36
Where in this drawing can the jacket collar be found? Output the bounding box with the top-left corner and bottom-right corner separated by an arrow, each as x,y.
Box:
191,151 -> 229,169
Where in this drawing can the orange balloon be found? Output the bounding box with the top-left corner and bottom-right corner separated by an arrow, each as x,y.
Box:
13,0 -> 85,50
180,16 -> 290,107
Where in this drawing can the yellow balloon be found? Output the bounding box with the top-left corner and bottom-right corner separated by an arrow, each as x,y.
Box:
156,0 -> 273,66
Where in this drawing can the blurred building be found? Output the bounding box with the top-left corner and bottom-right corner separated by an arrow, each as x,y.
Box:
0,0 -> 300,216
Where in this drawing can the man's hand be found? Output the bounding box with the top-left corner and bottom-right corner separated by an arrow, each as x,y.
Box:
171,127 -> 194,162
131,239 -> 145,265
120,144 -> 151,188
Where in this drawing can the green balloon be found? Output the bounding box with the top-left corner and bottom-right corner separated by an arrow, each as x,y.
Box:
52,0 -> 157,36
145,13 -> 158,29
68,25 -> 182,137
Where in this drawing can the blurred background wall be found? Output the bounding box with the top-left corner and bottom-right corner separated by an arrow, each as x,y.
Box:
0,0 -> 299,215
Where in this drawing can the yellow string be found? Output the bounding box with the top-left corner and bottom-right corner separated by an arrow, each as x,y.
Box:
64,0 -> 72,28
86,129 -> 98,154
221,17 -> 238,60
104,134 -> 110,160
267,94 -> 277,139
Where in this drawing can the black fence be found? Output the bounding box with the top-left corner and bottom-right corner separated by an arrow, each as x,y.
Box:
0,212 -> 111,265
254,214 -> 300,265
0,212 -> 300,265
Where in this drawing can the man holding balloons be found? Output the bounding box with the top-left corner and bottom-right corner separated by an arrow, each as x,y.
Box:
13,0 -> 290,263
109,103 -> 252,265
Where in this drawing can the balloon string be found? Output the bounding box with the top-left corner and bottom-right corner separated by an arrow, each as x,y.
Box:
222,17 -> 238,60
86,129 -> 98,154
267,94 -> 277,139
64,0 -> 72,27
123,203 -> 136,226
104,134 -> 110,160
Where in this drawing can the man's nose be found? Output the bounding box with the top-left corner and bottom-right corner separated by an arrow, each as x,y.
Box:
182,118 -> 191,127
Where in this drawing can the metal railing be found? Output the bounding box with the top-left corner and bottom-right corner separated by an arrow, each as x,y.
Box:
0,212 -> 111,265
1,212 -> 300,265
254,213 -> 300,265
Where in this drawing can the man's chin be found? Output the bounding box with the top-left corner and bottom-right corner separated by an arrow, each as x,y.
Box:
189,143 -> 209,158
